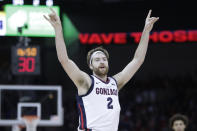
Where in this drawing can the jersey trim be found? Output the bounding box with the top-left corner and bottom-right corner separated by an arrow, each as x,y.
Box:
76,95 -> 93,131
111,77 -> 118,87
77,96 -> 87,130
79,75 -> 94,97
76,75 -> 94,130
93,75 -> 110,84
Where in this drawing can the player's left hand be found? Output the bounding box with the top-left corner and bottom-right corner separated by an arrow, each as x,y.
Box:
44,8 -> 61,29
144,10 -> 159,32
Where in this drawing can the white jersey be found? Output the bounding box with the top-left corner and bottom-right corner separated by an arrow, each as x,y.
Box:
76,75 -> 121,131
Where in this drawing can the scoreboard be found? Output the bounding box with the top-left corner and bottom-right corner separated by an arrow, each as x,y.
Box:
11,45 -> 40,75
5,5 -> 59,37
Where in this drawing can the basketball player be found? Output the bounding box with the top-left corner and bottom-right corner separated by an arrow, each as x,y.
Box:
169,114 -> 189,131
44,8 -> 159,131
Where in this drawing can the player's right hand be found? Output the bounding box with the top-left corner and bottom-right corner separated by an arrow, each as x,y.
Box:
44,8 -> 61,28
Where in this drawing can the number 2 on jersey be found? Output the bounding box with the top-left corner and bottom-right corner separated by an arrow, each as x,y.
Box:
107,97 -> 113,109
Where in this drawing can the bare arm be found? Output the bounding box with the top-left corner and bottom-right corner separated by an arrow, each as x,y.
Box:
113,10 -> 159,90
44,8 -> 91,94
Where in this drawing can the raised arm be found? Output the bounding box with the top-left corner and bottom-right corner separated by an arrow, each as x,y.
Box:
44,8 -> 91,94
113,10 -> 159,90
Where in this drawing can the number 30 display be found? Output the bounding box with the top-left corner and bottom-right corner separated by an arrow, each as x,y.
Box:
11,46 -> 40,75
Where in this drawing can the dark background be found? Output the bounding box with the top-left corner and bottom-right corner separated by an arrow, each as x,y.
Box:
0,0 -> 197,130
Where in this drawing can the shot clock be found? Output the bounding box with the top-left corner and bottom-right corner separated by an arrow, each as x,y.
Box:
11,45 -> 40,75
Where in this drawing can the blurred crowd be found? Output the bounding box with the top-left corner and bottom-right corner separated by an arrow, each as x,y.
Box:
118,75 -> 197,131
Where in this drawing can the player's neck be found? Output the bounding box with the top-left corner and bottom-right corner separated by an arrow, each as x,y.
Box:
93,73 -> 107,82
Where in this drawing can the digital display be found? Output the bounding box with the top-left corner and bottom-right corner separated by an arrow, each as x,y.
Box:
5,5 -> 59,37
78,30 -> 197,45
11,45 -> 40,75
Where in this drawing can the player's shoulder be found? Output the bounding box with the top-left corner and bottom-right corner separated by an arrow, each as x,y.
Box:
109,76 -> 118,86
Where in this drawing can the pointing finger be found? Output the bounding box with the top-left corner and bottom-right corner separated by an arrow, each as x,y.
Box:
146,9 -> 152,19
50,8 -> 56,14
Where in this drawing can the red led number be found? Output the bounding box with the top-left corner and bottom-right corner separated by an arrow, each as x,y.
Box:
18,57 -> 35,72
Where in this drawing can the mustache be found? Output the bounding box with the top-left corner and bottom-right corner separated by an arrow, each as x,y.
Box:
98,65 -> 106,68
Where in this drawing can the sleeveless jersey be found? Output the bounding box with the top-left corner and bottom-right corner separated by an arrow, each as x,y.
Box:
76,75 -> 121,131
